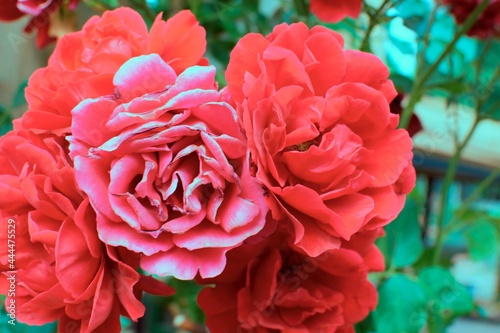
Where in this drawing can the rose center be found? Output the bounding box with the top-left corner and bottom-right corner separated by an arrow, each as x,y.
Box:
284,136 -> 321,152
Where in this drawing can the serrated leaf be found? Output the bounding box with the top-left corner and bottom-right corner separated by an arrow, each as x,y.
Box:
465,219 -> 499,260
377,194 -> 424,268
374,274 -> 428,333
419,266 -> 474,330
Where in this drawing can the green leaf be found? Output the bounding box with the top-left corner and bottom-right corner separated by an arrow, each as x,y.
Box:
426,80 -> 470,95
11,79 -> 28,109
85,0 -> 120,10
413,248 -> 436,271
0,105 -> 13,136
374,274 -> 428,333
168,279 -> 205,324
377,194 -> 424,268
464,219 -> 499,260
120,316 -> 133,331
355,312 -> 376,333
419,266 -> 474,330
390,74 -> 414,92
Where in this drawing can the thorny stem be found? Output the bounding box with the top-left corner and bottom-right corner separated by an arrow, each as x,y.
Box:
432,117 -> 480,264
443,167 -> 500,235
359,0 -> 392,52
399,0 -> 491,129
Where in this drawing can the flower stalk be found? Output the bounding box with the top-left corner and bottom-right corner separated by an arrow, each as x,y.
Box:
399,0 -> 491,129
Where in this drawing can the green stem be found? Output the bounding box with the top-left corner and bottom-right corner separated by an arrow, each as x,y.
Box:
474,39 -> 492,86
359,0 -> 391,52
419,0 -> 490,86
370,268 -> 397,283
359,19 -> 376,52
82,0 -> 117,11
482,100 -> 500,116
399,0 -> 491,129
169,0 -> 184,16
0,111 -> 10,128
477,65 -> 500,113
398,89 -> 424,129
292,0 -> 310,18
444,167 -> 500,235
432,117 -> 480,264
129,0 -> 156,21
187,0 -> 201,16
416,5 -> 438,71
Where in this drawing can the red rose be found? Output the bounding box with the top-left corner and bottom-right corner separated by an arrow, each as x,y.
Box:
0,130 -> 173,332
198,230 -> 381,333
0,0 -> 79,48
310,0 -> 363,23
17,7 -> 206,136
226,22 -> 415,257
68,54 -> 268,280
443,0 -> 500,38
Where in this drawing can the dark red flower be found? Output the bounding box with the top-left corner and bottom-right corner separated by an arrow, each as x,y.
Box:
443,0 -> 500,39
198,229 -> 383,333
310,0 -> 363,23
390,93 -> 423,137
0,0 -> 79,48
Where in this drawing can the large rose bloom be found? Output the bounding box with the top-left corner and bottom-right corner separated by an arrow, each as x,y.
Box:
16,7 -> 206,136
198,229 -> 383,333
443,0 -> 500,38
0,0 -> 79,47
68,54 -> 268,280
226,23 -> 415,257
310,0 -> 362,23
0,130 -> 173,332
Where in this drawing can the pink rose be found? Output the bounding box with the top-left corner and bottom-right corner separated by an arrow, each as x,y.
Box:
226,22 -> 415,257
17,8 -> 207,136
68,54 -> 268,280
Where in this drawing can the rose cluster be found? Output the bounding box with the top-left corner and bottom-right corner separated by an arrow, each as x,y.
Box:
0,7 -> 414,333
